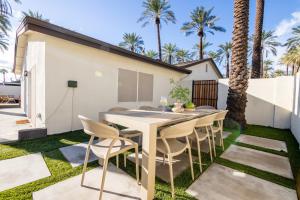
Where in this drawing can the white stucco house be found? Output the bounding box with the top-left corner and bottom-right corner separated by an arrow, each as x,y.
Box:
13,17 -> 222,135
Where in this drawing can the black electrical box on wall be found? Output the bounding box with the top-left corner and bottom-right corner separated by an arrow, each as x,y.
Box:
68,80 -> 77,88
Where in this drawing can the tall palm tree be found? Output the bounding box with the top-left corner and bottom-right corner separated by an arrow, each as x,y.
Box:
0,68 -> 8,84
162,43 -> 177,64
285,26 -> 300,51
119,33 -> 144,53
145,50 -> 158,59
280,47 -> 300,75
251,0 -> 265,79
22,10 -> 49,22
0,15 -> 10,36
138,0 -> 176,60
263,60 -> 273,78
226,0 -> 250,128
181,6 -> 225,60
272,69 -> 285,77
176,49 -> 192,63
193,39 -> 213,59
217,42 -> 232,78
0,0 -> 20,16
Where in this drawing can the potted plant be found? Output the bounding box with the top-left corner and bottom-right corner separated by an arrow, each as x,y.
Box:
184,101 -> 196,111
169,79 -> 190,112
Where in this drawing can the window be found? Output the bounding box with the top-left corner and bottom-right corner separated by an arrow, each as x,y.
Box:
118,69 -> 153,102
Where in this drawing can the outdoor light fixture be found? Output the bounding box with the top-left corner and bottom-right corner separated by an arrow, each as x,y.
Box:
24,70 -> 28,77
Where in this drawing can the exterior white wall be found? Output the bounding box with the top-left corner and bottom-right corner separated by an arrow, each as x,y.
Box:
0,85 -> 20,98
181,61 -> 221,92
291,72 -> 300,143
218,76 -> 294,129
21,34 -> 46,129
35,33 -> 184,134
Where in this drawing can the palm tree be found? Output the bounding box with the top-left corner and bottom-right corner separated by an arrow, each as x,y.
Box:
217,42 -> 232,78
207,51 -> 219,60
138,0 -> 176,60
263,60 -> 273,78
145,50 -> 158,59
193,39 -> 213,59
280,48 -> 300,75
251,0 -> 265,78
0,33 -> 8,52
0,0 -> 20,16
0,15 -> 10,36
272,69 -> 285,77
162,43 -> 177,64
226,0 -> 250,128
119,33 -> 144,53
22,10 -> 49,22
181,6 -> 225,60
176,49 -> 192,63
0,68 -> 8,84
285,26 -> 300,51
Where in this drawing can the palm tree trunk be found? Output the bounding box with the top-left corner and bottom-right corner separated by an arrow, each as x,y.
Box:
260,49 -> 264,77
286,65 -> 289,75
168,55 -> 172,64
226,0 -> 250,129
226,54 -> 230,78
292,65 -> 295,75
251,0 -> 264,79
2,72 -> 5,85
199,32 -> 204,60
156,19 -> 162,61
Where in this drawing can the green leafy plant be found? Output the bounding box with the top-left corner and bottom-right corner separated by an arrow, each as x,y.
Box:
185,101 -> 195,109
169,79 -> 190,103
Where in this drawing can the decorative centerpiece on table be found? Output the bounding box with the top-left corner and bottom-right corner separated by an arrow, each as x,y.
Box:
184,101 -> 196,112
160,96 -> 168,112
169,79 -> 190,113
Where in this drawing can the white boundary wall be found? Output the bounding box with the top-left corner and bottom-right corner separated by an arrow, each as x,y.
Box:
218,76 -> 294,129
0,85 -> 21,98
291,72 -> 300,143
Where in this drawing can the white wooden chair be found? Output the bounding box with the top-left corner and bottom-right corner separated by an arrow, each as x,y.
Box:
78,115 -> 139,200
190,114 -> 217,173
106,107 -> 142,167
212,110 -> 229,151
157,119 -> 197,198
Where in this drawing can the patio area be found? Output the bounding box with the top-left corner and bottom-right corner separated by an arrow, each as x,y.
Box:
0,114 -> 299,200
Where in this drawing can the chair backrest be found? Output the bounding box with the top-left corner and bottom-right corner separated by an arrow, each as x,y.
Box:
78,115 -> 119,138
214,110 -> 228,121
139,106 -> 160,111
108,107 -> 128,112
195,113 -> 217,127
160,119 -> 198,139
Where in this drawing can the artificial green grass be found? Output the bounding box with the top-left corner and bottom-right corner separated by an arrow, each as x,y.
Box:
0,125 -> 299,200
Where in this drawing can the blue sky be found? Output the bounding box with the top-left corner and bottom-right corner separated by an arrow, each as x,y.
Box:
1,0 -> 300,80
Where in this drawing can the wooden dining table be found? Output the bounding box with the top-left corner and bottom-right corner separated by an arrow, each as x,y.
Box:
99,109 -> 219,200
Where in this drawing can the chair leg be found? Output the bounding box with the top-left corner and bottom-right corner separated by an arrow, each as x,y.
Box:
220,130 -> 225,151
188,147 -> 194,180
138,135 -> 142,146
163,154 -> 166,165
124,153 -> 127,168
99,157 -> 109,200
81,137 -> 93,186
207,136 -> 213,162
210,127 -> 217,157
134,144 -> 139,184
168,155 -> 175,199
116,155 -> 119,168
196,141 -> 202,173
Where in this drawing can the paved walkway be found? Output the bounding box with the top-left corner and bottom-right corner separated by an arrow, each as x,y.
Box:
187,134 -> 297,200
0,108 -> 31,143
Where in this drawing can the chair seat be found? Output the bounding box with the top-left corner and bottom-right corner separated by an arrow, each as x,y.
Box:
156,139 -> 187,155
119,129 -> 142,138
91,138 -> 134,158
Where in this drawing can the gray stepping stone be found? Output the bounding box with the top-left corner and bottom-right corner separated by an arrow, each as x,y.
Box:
0,153 -> 51,192
59,142 -> 98,167
128,152 -> 197,183
33,163 -> 140,200
237,134 -> 287,152
187,163 -> 297,200
221,145 -> 293,179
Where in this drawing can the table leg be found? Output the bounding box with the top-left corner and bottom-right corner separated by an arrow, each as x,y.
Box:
140,124 -> 157,200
